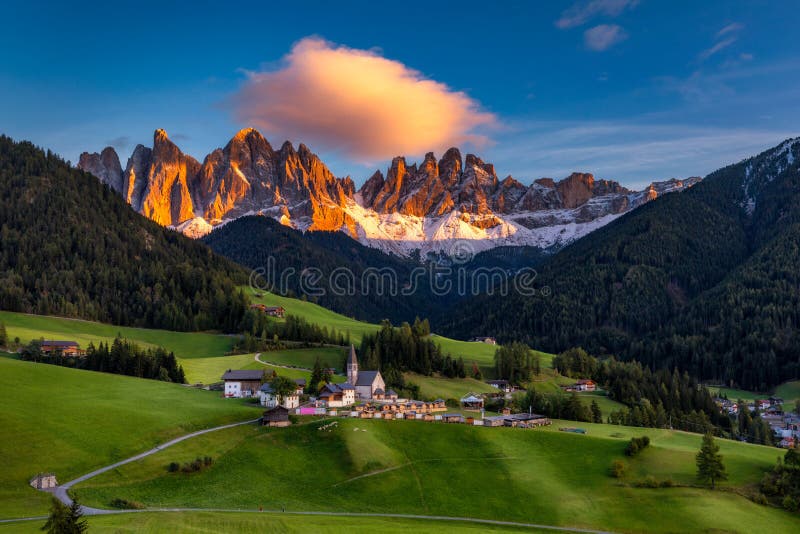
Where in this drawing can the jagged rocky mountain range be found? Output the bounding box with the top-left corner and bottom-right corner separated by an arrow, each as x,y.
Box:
78,128 -> 700,257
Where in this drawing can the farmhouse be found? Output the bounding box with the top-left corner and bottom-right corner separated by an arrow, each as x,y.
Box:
259,383 -> 300,409
221,369 -> 264,398
346,345 -> 385,400
486,379 -> 512,393
40,340 -> 83,357
261,406 -> 291,427
249,304 -> 286,318
562,379 -> 597,392
318,382 -> 356,407
470,336 -> 497,345
293,378 -> 306,395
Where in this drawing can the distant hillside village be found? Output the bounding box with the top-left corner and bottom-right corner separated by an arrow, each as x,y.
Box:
222,345 -> 551,430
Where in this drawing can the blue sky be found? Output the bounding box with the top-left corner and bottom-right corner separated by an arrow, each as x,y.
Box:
1,0 -> 798,189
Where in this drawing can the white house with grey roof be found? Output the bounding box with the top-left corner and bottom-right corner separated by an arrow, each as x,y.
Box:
346,345 -> 385,400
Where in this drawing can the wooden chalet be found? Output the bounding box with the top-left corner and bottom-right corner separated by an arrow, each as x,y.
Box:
262,406 -> 291,427
40,340 -> 83,357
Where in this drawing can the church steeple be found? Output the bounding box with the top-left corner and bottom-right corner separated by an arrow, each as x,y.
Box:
347,345 -> 358,385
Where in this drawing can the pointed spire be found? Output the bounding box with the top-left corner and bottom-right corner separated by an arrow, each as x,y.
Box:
348,344 -> 358,365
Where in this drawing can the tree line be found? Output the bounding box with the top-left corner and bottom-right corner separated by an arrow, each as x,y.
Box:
357,318 -> 466,389
20,337 -> 186,383
234,311 -> 352,352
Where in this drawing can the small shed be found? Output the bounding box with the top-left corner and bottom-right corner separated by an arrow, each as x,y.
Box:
442,413 -> 465,424
262,406 -> 290,427
30,473 -> 57,489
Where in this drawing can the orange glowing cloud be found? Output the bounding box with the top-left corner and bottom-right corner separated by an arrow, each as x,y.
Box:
231,37 -> 497,161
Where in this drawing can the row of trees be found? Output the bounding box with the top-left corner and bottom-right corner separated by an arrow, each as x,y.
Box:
494,342 -> 541,384
357,318 -> 466,389
550,347 -> 730,435
20,338 -> 186,383
511,387 -> 602,423
235,312 -> 352,352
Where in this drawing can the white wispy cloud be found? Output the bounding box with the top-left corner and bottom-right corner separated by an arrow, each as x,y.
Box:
716,22 -> 744,38
699,37 -> 737,61
699,23 -> 743,62
556,0 -> 638,29
584,24 -> 627,51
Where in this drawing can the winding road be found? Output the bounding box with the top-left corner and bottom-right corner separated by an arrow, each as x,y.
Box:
3,416 -> 614,533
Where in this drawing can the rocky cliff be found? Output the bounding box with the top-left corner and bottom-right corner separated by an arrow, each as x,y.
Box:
79,128 -> 700,257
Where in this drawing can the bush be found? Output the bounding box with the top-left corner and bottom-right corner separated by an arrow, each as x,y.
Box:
625,436 -> 651,456
783,495 -> 799,512
659,478 -> 675,488
289,414 -> 299,424
634,476 -> 660,488
751,493 -> 769,505
610,460 -> 626,478
170,457 -> 213,474
109,498 -> 144,509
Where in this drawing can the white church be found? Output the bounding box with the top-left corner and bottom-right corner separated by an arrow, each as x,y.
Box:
346,345 -> 385,400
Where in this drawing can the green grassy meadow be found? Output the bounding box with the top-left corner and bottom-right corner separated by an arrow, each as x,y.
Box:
775,381 -> 800,405
0,311 -> 234,359
70,416 -> 800,534
0,357 -> 258,520
257,347 -> 346,370
405,372 -> 497,400
247,289 -> 509,364
0,512 -> 551,533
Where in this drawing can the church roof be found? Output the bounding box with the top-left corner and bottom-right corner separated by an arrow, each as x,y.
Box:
355,370 -> 382,386
347,345 -> 357,366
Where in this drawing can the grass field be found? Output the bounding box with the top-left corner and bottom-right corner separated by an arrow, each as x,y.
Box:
247,289 -> 510,364
0,311 -> 234,359
573,391 -> 627,415
0,357 -> 258,520
404,372 -> 497,400
0,512 -> 552,533
257,347 -> 346,371
180,352 -> 348,385
70,416 -> 800,533
775,380 -> 800,404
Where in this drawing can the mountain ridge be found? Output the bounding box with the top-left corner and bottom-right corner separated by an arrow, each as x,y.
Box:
79,128 -> 700,257
439,136 -> 800,391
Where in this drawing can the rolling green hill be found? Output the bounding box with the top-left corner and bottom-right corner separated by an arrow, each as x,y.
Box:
247,289 -> 506,366
0,311 -> 234,359
70,416 -> 800,533
0,356 -> 258,519
0,512 -> 548,533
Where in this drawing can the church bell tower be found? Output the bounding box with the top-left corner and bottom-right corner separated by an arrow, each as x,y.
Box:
347,345 -> 358,385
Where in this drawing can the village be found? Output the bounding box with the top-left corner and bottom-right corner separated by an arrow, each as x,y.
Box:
29,337 -> 800,447
223,345 -> 552,430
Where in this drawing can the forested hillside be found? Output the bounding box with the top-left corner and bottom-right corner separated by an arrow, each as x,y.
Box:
203,215 -> 443,323
0,136 -> 249,331
442,139 -> 800,391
